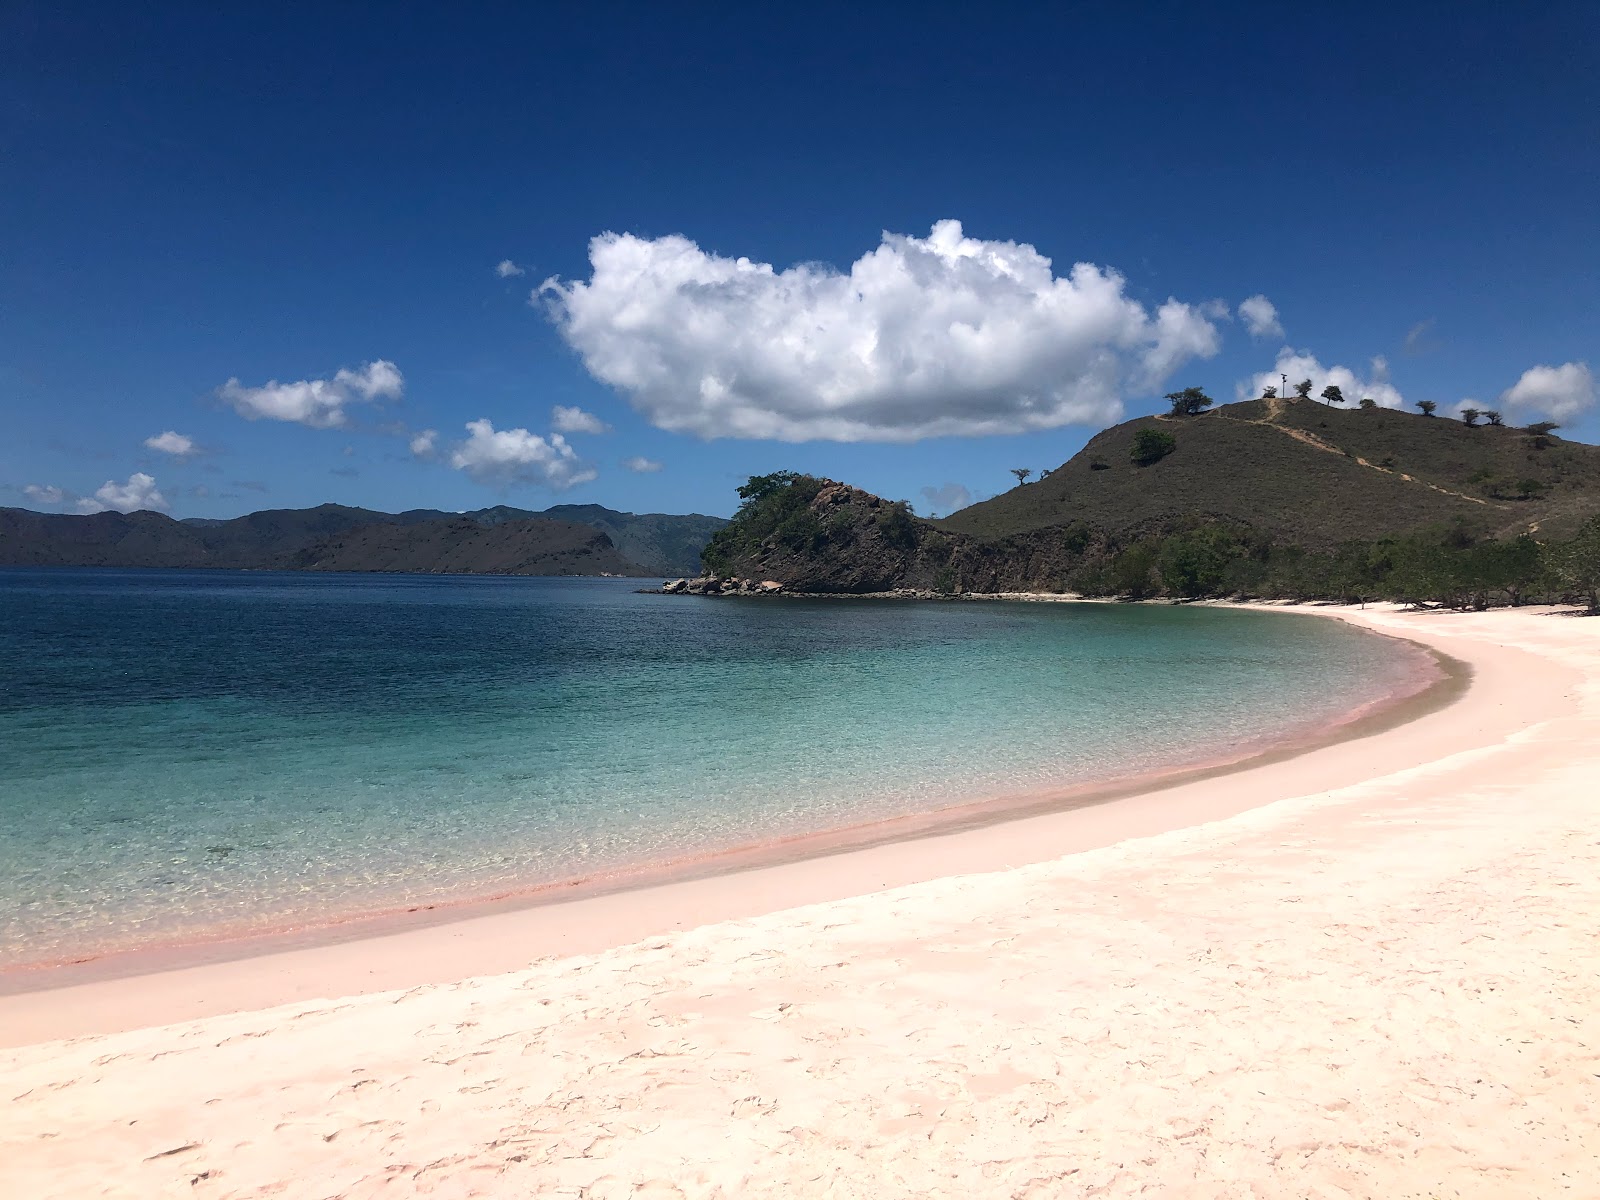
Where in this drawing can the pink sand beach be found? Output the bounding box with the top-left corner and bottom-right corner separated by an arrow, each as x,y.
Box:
3,603 -> 1597,1198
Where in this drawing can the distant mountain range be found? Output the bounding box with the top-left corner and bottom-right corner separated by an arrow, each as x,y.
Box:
0,502 -> 727,577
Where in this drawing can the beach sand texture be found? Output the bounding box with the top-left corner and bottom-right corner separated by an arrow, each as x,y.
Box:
3,606 -> 1598,1198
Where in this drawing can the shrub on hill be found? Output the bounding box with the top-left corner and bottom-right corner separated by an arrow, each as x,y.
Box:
1130,428 -> 1177,466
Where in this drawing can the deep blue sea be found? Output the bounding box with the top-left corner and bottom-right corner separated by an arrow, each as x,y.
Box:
0,570 -> 1431,967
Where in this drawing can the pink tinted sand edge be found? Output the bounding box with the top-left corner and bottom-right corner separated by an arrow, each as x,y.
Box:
0,610 -> 1448,984
0,602 -> 1571,1047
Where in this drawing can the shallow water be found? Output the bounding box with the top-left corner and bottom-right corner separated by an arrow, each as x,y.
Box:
0,570 -> 1429,966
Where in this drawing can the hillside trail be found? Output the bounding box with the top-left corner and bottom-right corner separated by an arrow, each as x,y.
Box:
1218,400 -> 1497,509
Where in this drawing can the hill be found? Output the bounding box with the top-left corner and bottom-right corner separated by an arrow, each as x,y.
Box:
281,517 -> 642,576
1,501 -> 724,576
942,397 -> 1600,546
695,400 -> 1600,606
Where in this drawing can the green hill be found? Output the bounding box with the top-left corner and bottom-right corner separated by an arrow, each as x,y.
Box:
942,397 -> 1600,546
695,399 -> 1600,607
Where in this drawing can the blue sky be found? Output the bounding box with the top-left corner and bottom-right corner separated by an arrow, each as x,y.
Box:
3,2 -> 1596,520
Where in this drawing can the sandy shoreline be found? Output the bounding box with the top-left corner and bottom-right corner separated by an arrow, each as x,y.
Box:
0,603 -> 1450,994
3,604 -> 1598,1197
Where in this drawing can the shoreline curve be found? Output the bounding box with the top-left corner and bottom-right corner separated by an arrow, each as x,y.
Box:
0,601 -> 1561,1046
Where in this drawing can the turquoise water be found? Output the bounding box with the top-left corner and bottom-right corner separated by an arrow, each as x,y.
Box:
0,570 -> 1431,967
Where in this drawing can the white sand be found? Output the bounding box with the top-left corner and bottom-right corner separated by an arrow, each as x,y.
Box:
3,605 -> 1598,1198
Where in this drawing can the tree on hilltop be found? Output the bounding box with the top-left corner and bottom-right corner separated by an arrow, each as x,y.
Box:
1484,409 -> 1504,426
1164,386 -> 1215,417
1294,379 -> 1313,398
1321,385 -> 1346,406
1416,400 -> 1438,417
1262,385 -> 1278,399
1461,407 -> 1481,426
1359,397 -> 1378,409
1010,468 -> 1033,486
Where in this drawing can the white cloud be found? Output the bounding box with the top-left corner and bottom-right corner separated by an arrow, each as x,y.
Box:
219,360 -> 403,428
143,430 -> 199,457
541,220 -> 1224,443
409,429 -> 439,458
1238,295 -> 1284,340
23,484 -> 65,505
496,259 -> 525,278
1500,362 -> 1594,422
551,405 -> 611,434
621,455 -> 663,473
76,472 -> 167,514
919,482 -> 973,515
449,419 -> 597,489
1243,348 -> 1404,409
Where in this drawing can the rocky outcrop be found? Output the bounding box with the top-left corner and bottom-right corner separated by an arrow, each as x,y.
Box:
661,577 -> 785,596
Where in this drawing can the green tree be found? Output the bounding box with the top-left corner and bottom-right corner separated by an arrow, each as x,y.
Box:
1320,384 -> 1346,406
1130,428 -> 1177,466
1460,407 -> 1481,426
1164,386 -> 1215,416
1262,385 -> 1278,399
1010,467 -> 1032,486
1359,397 -> 1378,410
1294,379 -> 1313,398
1484,409 -> 1504,426
1416,400 -> 1438,417
1553,517 -> 1600,614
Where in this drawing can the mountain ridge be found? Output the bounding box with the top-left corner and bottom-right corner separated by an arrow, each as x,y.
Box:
0,501 -> 724,577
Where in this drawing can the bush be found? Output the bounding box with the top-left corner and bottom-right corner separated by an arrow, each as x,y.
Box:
1130,428 -> 1177,466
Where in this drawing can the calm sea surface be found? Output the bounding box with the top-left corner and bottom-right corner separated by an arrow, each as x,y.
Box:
0,569 -> 1431,966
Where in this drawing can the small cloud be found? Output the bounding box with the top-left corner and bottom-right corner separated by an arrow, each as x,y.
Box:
551,405 -> 611,435
1241,348 -> 1404,409
1403,319 -> 1439,356
409,429 -> 439,458
218,360 -> 403,428
621,455 -> 663,473
919,482 -> 973,516
23,483 -> 66,506
143,430 -> 201,458
1238,295 -> 1284,340
496,259 -> 526,278
1500,362 -> 1594,422
449,419 -> 597,489
76,472 -> 167,514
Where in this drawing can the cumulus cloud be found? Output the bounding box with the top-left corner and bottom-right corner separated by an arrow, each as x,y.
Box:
219,360 -> 403,428
1243,348 -> 1404,409
496,259 -> 525,278
621,455 -> 663,473
409,429 -> 439,458
1500,362 -> 1594,422
76,472 -> 167,514
551,405 -> 611,434
23,483 -> 65,505
541,220 -> 1224,443
1238,295 -> 1284,340
449,419 -> 596,489
919,482 -> 973,516
143,430 -> 199,458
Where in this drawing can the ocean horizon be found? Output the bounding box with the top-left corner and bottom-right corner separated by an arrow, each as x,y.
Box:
0,568 -> 1436,969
